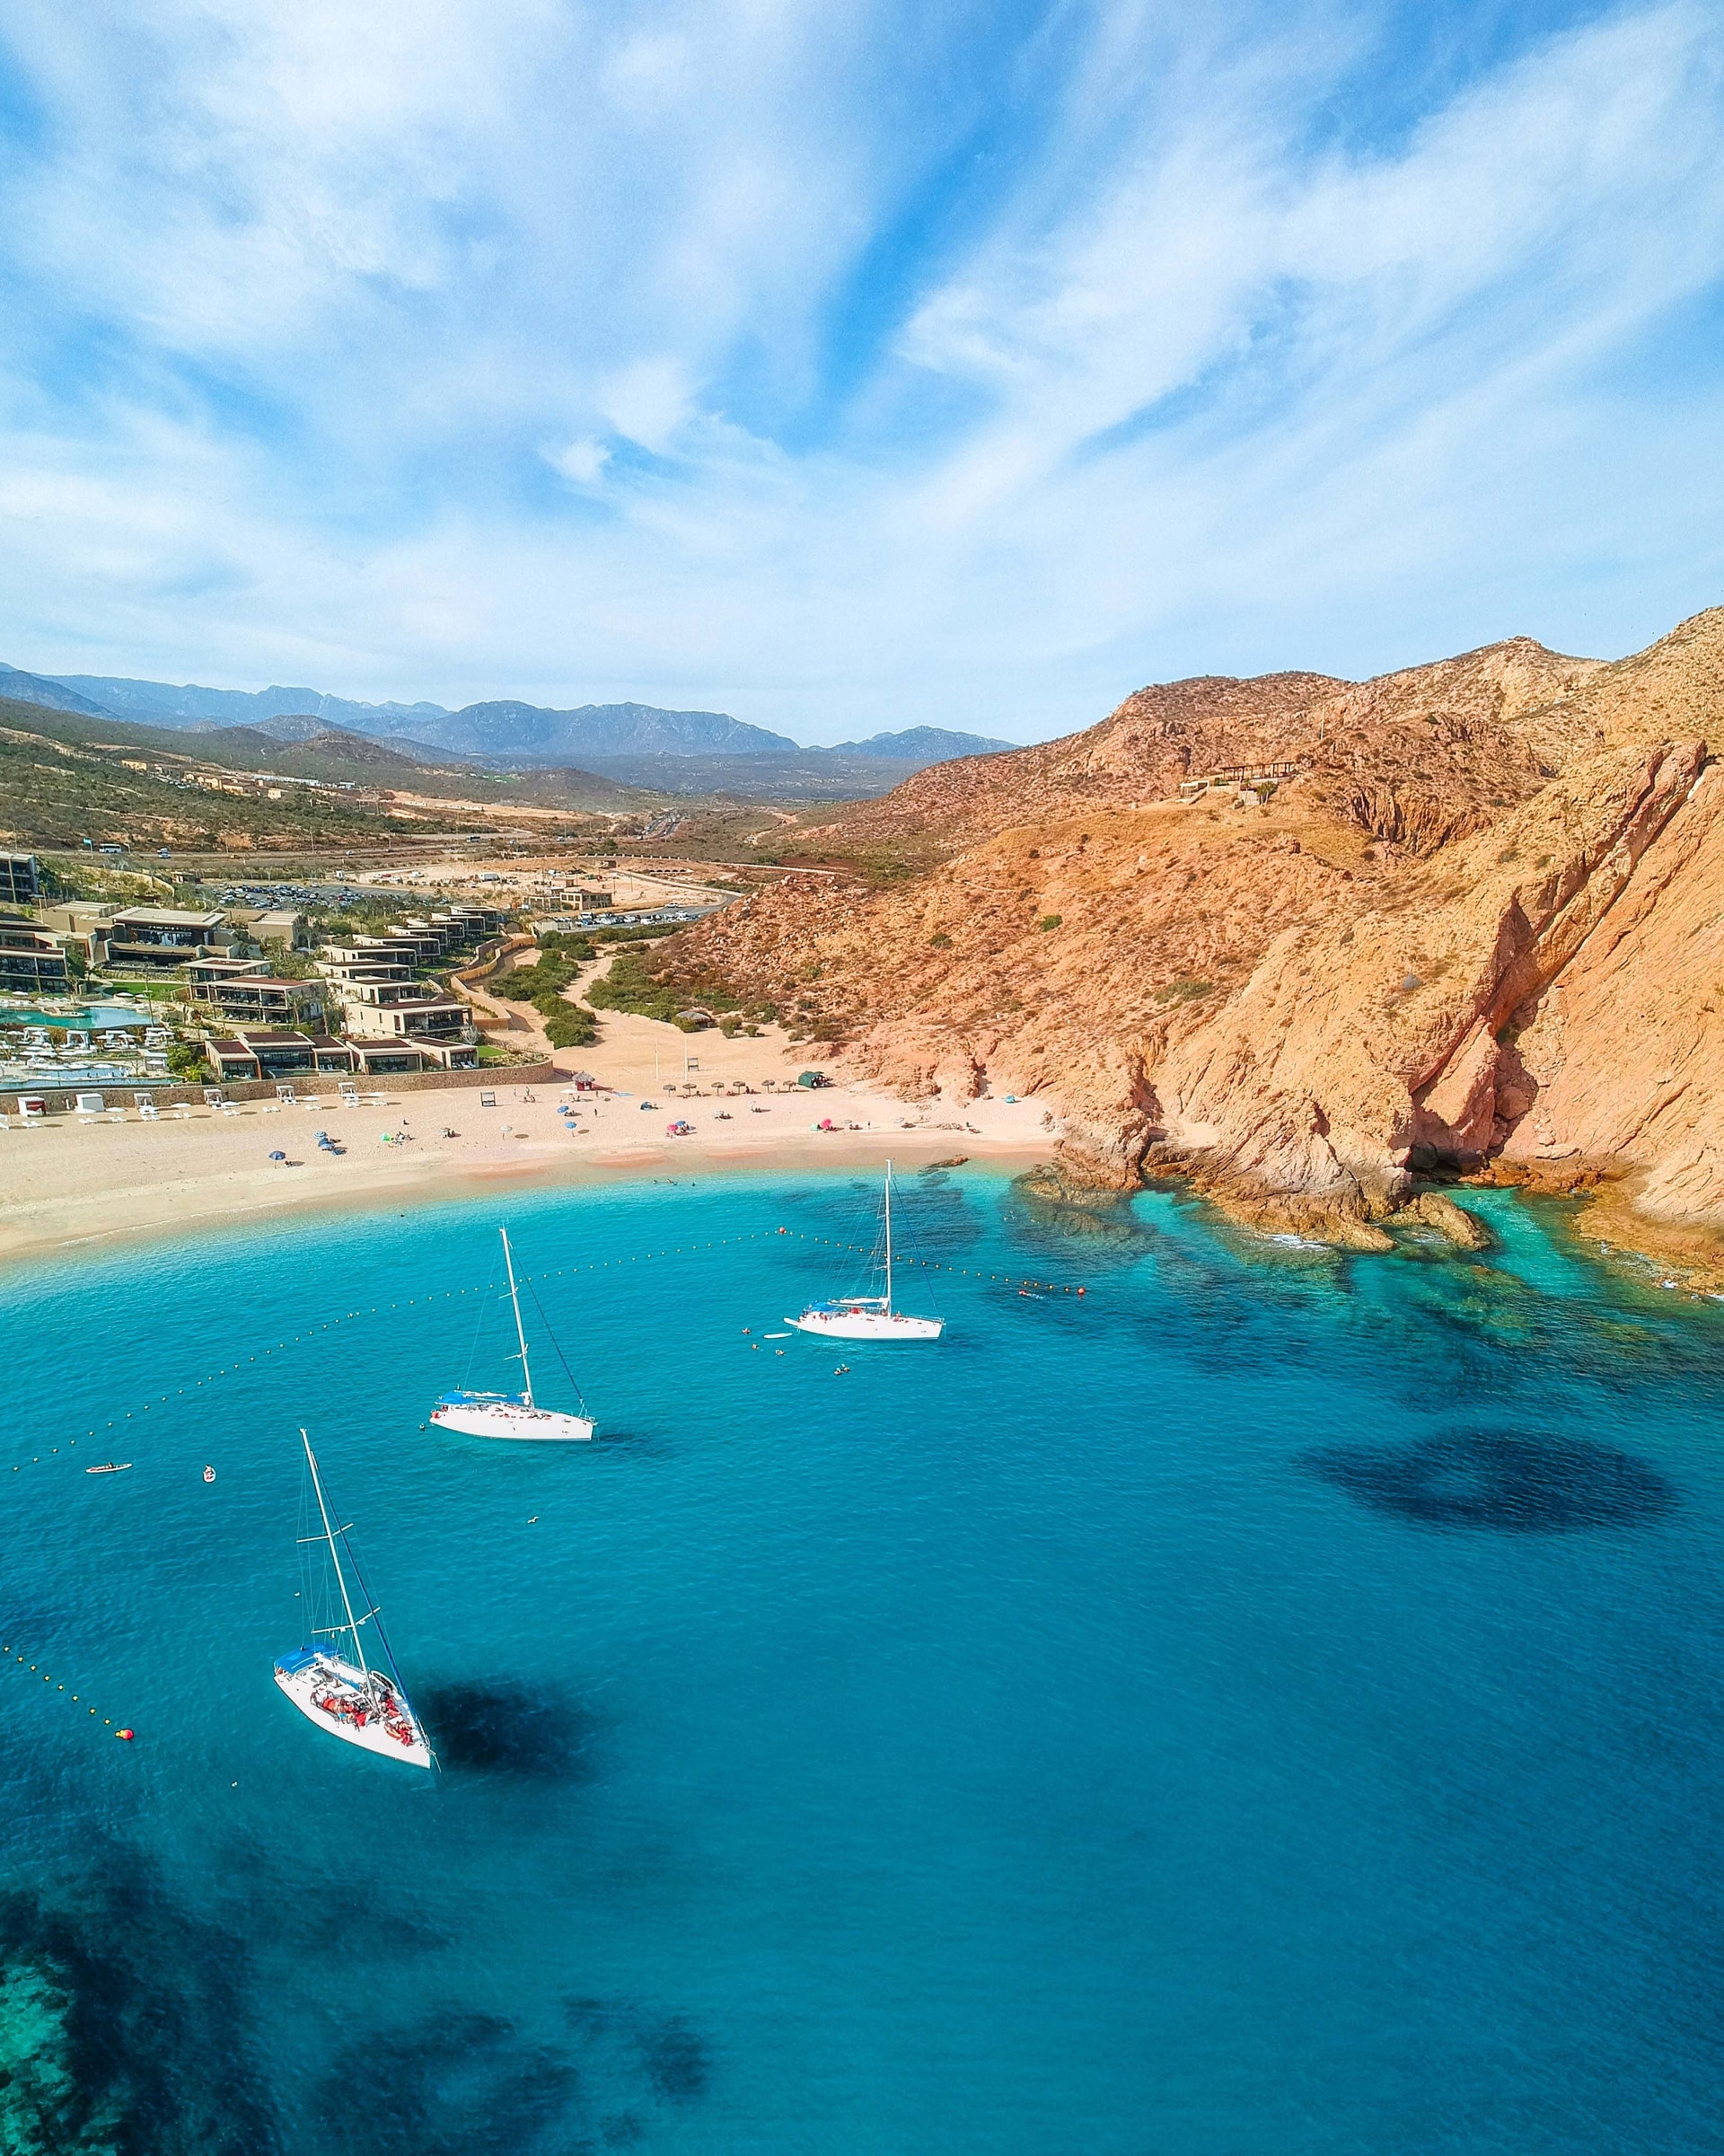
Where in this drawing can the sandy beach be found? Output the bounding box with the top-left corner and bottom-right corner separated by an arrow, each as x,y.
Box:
0,1008 -> 1057,1264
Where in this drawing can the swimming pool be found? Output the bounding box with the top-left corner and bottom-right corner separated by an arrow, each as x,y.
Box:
0,1005 -> 156,1030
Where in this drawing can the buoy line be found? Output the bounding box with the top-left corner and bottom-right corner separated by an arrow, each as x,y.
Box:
774,1228 -> 1087,1297
0,1648 -> 132,1742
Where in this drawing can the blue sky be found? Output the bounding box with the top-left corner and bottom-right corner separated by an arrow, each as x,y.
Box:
1,0 -> 1721,742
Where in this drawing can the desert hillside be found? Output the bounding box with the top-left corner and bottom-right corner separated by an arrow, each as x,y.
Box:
654,609 -> 1724,1277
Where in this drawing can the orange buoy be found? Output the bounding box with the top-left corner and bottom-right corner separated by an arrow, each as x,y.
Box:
117,1729 -> 135,1741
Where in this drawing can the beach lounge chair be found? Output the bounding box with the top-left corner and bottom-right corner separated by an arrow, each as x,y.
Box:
139,1102 -> 160,1122
220,1102 -> 241,1117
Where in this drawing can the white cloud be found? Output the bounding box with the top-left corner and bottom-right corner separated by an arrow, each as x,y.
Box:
0,0 -> 1721,740
599,357 -> 693,455
545,437 -> 612,487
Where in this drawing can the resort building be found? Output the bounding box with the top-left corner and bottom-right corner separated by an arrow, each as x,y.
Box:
0,853 -> 41,908
0,918 -> 70,994
201,1028 -> 359,1082
228,906 -> 310,951
91,907 -> 230,971
317,939 -> 418,986
339,981 -> 472,1046
350,1036 -> 478,1073
189,972 -> 328,1028
185,955 -> 272,990
200,1023 -> 476,1083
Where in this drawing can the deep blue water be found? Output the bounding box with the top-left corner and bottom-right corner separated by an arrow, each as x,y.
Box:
3,1168 -> 1724,2152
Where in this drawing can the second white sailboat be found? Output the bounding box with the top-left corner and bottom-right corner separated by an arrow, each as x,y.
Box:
786,1161 -> 944,1341
431,1227 -> 597,1441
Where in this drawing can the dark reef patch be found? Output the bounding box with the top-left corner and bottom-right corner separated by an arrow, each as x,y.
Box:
1304,1429 -> 1678,1533
317,1999 -> 712,2154
419,1677 -> 600,1782
1003,1167 -> 1157,1270
316,2011 -> 578,2156
565,1998 -> 712,2107
0,1852 -> 280,2153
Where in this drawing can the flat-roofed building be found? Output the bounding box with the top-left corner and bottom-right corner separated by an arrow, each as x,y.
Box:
202,1028 -> 356,1082
0,918 -> 69,993
39,902 -> 116,937
382,928 -> 444,964
316,943 -> 417,987
0,853 -> 41,908
229,906 -> 308,950
92,907 -> 228,970
342,990 -> 471,1044
346,1036 -> 478,1074
186,955 -> 274,988
449,905 -> 506,937
189,974 -> 326,1027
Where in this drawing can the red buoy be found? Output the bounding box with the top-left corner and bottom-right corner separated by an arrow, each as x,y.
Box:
117,1729 -> 135,1742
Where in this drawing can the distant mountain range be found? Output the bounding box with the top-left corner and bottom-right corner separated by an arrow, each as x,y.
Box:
22,669 -> 1013,773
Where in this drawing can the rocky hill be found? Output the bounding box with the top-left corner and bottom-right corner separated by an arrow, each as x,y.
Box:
652,610 -> 1724,1280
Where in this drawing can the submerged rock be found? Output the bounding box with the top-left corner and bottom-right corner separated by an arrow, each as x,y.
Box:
1403,1191 -> 1495,1250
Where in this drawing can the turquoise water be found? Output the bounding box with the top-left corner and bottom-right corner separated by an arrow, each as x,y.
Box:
4,1170 -> 1724,2152
0,1005 -> 153,1029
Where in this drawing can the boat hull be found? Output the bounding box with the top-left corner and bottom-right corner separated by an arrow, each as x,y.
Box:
431,1395 -> 595,1442
785,1307 -> 944,1341
273,1650 -> 433,1768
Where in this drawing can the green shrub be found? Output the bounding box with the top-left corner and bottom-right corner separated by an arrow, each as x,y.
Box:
585,949 -> 740,1026
165,1039 -> 209,1082
1154,976 -> 1213,1004
543,1006 -> 597,1048
929,932 -> 952,949
1037,915 -> 1062,932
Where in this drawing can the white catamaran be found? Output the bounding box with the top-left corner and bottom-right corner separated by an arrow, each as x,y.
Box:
430,1227 -> 596,1441
786,1160 -> 944,1342
273,1429 -> 434,1769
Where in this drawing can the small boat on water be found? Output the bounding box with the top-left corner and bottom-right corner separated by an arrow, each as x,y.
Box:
786,1161 -> 944,1342
431,1227 -> 595,1442
273,1430 -> 433,1769
85,1462 -> 131,1475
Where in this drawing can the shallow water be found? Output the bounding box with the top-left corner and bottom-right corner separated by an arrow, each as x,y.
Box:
3,1171 -> 1723,2152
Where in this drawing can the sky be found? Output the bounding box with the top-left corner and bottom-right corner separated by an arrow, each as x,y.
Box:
1,0 -> 1722,744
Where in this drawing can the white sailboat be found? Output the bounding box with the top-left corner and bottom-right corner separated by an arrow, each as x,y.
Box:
430,1227 -> 596,1441
273,1429 -> 435,1769
786,1160 -> 944,1341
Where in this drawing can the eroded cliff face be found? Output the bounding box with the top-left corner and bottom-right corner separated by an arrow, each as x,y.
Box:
664,610 -> 1724,1275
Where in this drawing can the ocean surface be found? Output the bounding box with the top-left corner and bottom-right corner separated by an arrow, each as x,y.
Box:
3,1166 -> 1724,2153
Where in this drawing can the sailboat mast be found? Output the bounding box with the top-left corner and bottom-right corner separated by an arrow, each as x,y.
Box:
501,1227 -> 534,1406
302,1429 -> 369,1677
884,1159 -> 893,1316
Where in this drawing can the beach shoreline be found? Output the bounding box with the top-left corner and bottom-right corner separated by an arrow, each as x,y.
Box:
0,1015 -> 1058,1267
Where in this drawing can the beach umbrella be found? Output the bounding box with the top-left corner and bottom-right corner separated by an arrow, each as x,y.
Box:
268,1149 -> 286,1162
